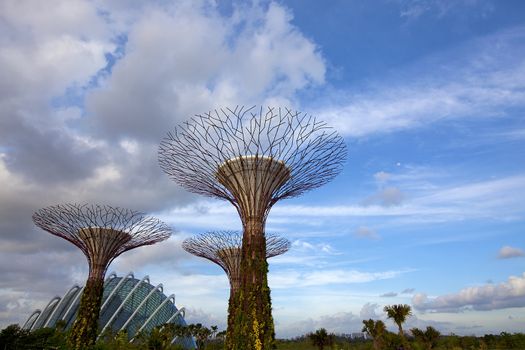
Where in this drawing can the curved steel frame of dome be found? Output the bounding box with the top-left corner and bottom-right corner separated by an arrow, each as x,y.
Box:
23,272 -> 194,348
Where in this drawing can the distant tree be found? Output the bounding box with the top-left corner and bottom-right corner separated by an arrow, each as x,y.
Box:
187,323 -> 213,349
216,330 -> 227,341
54,319 -> 67,332
362,319 -> 386,350
0,324 -> 27,349
148,327 -> 166,350
210,325 -> 218,338
308,328 -> 334,350
411,326 -> 440,350
459,335 -> 477,350
383,304 -> 412,338
0,324 -> 70,350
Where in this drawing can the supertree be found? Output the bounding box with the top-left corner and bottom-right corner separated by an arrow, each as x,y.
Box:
32,204 -> 172,350
158,106 -> 346,350
182,231 -> 290,333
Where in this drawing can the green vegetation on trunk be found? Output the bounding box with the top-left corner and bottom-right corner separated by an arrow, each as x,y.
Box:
68,277 -> 104,350
226,221 -> 275,350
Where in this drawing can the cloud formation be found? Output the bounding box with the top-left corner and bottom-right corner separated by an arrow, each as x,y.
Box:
278,311 -> 360,338
413,273 -> 525,312
86,1 -> 325,142
397,0 -> 493,20
317,27 -> 525,138
270,268 -> 410,289
0,0 -> 326,328
497,246 -> 525,259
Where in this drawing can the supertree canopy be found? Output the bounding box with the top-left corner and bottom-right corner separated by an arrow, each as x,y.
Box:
158,106 -> 346,350
182,231 -> 290,294
32,204 -> 172,350
159,106 -> 346,218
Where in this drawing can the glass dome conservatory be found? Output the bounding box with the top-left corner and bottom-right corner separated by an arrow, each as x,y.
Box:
23,272 -> 194,348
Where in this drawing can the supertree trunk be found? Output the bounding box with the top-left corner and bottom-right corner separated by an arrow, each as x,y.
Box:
227,220 -> 274,350
216,224 -> 268,349
68,261 -> 108,349
68,275 -> 105,349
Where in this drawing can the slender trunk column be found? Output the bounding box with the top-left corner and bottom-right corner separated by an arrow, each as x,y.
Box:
69,277 -> 105,350
228,218 -> 274,350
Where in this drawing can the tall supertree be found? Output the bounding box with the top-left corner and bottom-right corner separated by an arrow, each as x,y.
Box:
182,231 -> 290,334
158,106 -> 346,350
32,204 -> 172,350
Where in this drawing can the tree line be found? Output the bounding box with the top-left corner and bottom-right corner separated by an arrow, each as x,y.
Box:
301,304 -> 525,350
2,304 -> 524,350
0,322 -> 224,350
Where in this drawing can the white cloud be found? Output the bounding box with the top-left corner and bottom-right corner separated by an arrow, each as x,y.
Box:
359,302 -> 382,320
275,303 -> 453,338
184,308 -> 226,330
413,273 -> 525,312
374,171 -> 391,183
277,311 -> 362,338
270,268 -> 411,289
85,1 -> 325,141
413,175 -> 525,221
397,0 -> 493,20
498,246 -> 525,259
316,27 -> 525,138
163,173 -> 525,233
291,240 -> 341,255
364,186 -> 405,207
112,236 -> 190,272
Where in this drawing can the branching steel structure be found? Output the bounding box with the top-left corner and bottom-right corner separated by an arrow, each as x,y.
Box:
32,204 -> 172,350
158,106 -> 346,210
182,231 -> 290,294
158,106 -> 346,350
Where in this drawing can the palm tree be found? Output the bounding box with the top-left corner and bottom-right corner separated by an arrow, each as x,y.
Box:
188,323 -> 212,349
362,319 -> 386,350
308,328 -> 334,350
411,326 -> 441,350
383,304 -> 412,338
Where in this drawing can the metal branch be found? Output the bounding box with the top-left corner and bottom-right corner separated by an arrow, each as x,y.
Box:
158,106 -> 347,218
182,231 -> 290,291
33,203 -> 172,279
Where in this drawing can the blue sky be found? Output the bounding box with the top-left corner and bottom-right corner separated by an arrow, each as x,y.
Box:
0,0 -> 524,338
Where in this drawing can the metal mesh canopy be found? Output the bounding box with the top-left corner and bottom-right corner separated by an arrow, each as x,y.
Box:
216,156 -> 291,219
32,204 -> 172,278
158,106 -> 347,211
23,272 -> 194,348
182,231 -> 290,291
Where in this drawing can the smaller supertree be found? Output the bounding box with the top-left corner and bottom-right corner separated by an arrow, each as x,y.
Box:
32,204 -> 172,350
182,231 -> 290,336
